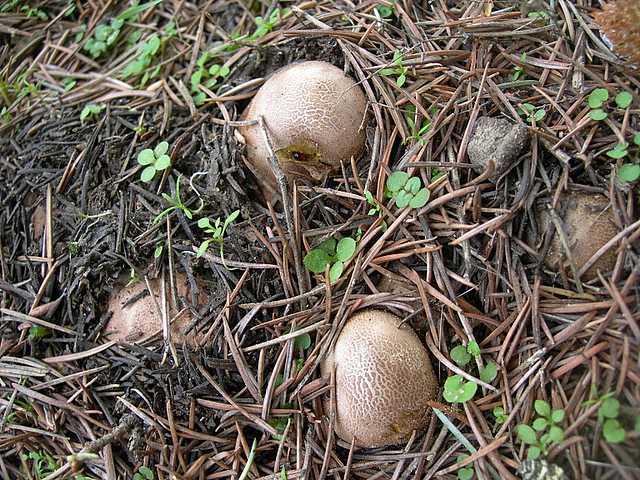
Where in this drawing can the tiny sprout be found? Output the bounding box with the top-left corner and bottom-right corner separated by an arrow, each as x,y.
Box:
588,88 -> 609,109
456,454 -> 474,480
133,465 -> 155,480
618,164 -> 640,183
379,50 -> 408,87
80,103 -> 105,123
153,175 -> 203,223
590,109 -> 608,121
196,209 -> 240,259
517,399 -> 565,459
138,141 -> 171,182
493,406 -> 508,424
606,143 -> 628,159
519,103 -> 545,122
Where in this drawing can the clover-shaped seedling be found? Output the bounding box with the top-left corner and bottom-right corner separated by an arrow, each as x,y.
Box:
588,88 -> 609,121
443,374 -> 477,403
519,103 -> 545,122
597,397 -> 626,443
493,406 -> 508,424
303,236 -> 357,283
386,171 -> 430,209
516,400 -> 565,459
138,141 -> 171,182
455,454 -> 474,480
450,341 -> 498,384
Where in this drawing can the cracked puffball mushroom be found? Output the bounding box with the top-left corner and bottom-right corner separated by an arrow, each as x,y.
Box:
321,309 -> 438,448
238,61 -> 367,200
104,273 -> 204,347
538,192 -> 619,280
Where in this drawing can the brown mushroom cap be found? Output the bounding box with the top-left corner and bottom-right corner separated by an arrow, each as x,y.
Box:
238,61 -> 367,199
321,309 -> 438,448
104,273 -> 205,346
539,192 -> 619,280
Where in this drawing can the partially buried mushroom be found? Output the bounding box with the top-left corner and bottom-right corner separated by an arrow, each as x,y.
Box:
321,309 -> 438,448
538,192 -> 619,280
238,61 -> 367,201
104,273 -> 205,346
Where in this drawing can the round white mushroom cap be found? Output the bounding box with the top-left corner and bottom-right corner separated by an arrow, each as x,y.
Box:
239,61 -> 367,200
322,309 -> 438,448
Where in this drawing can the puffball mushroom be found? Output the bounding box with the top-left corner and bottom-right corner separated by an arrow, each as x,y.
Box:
539,192 -> 619,280
104,273 -> 204,346
238,61 -> 367,199
321,309 -> 438,448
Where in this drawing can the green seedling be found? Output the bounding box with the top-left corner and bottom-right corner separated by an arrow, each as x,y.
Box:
365,190 -> 383,220
80,103 -> 104,123
138,141 -> 171,182
191,53 -> 231,105
516,400 -> 565,459
443,374 -> 477,403
404,104 -> 433,144
153,244 -> 163,258
154,176 -> 203,223
196,209 -> 240,259
618,133 -> 640,183
133,466 -> 154,480
455,454 -> 474,480
519,103 -> 545,123
294,333 -> 311,351
493,406 -> 508,424
606,143 -> 628,159
303,236 -> 357,283
512,52 -> 527,81
588,88 -> 609,121
380,50 -> 408,87
450,341 -> 480,366
28,325 -> 50,342
22,450 -> 59,479
62,78 -> 76,91
375,3 -> 394,18
83,0 -> 161,59
386,171 -> 430,209
122,34 -> 162,86
250,8 -> 288,41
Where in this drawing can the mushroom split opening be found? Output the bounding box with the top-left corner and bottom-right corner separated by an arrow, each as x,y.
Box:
238,60 -> 368,201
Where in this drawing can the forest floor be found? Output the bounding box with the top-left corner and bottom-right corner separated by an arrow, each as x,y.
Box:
0,1 -> 639,479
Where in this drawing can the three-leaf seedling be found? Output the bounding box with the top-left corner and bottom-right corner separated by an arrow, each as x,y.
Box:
196,210 -> 240,259
386,171 -> 430,209
80,103 -> 105,123
191,53 -> 231,106
122,34 -> 162,86
519,103 -> 545,123
380,50 -> 408,87
303,236 -> 357,283
444,341 -> 498,403
516,400 -> 565,459
138,141 -> 171,182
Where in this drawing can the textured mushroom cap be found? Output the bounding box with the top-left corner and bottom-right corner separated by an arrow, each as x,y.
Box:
104,273 -> 204,346
239,61 -> 367,199
540,192 -> 619,280
321,309 -> 438,448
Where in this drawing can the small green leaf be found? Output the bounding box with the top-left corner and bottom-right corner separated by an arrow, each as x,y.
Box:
141,165 -> 156,182
395,190 -> 412,208
547,425 -> 564,444
219,65 -> 231,77
196,240 -> 210,257
191,70 -> 202,89
516,424 -> 538,445
154,245 -> 163,258
458,467 -> 474,480
405,176 -> 421,194
336,237 -> 356,262
551,409 -> 565,423
223,209 -> 240,230
634,133 -> 640,146
138,465 -> 154,480
319,238 -> 337,255
603,419 -> 625,443
588,88 -> 609,108
396,74 -> 406,87
154,154 -> 171,170
376,5 -> 394,18
294,333 -> 311,350
467,341 -> 480,357
409,188 -> 430,208
534,400 -> 551,418
479,361 -> 497,383
599,398 -> 620,419
590,109 -> 608,121
386,171 -> 409,192
527,446 -> 541,460
615,91 -> 632,109
618,164 -> 640,182
138,149 -> 155,165
443,375 -> 477,403
329,260 -> 344,283
450,345 -> 471,366
520,103 -> 535,114
208,64 -> 221,76
532,418 -> 548,431
533,108 -> 545,121
606,143 -> 628,159
198,217 -> 212,229
154,141 -> 169,157
303,249 -> 332,273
